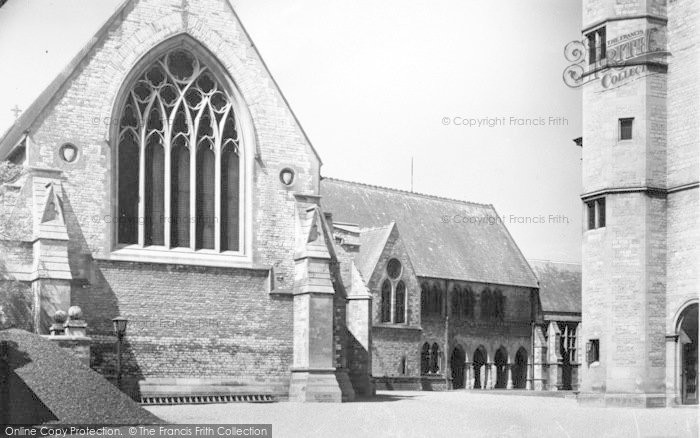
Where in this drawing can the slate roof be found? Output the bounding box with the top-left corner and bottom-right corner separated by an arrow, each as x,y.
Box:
321,178 -> 538,288
529,260 -> 582,315
0,328 -> 162,424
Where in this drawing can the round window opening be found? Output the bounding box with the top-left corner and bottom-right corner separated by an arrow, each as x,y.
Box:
279,167 -> 295,186
387,258 -> 402,279
59,143 -> 79,163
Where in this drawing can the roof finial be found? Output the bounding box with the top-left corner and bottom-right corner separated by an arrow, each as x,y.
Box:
11,105 -> 22,119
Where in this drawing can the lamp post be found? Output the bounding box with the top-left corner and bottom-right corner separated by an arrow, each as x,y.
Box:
112,317 -> 128,390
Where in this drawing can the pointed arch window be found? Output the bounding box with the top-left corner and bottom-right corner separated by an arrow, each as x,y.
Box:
378,259 -> 408,324
116,48 -> 243,253
380,280 -> 392,323
395,281 -> 406,323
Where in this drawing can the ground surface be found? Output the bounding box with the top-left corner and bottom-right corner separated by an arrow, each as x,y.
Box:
147,390 -> 698,438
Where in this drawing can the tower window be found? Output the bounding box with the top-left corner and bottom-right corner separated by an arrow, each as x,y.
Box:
586,197 -> 606,230
597,198 -> 606,228
619,118 -> 633,140
586,26 -> 607,65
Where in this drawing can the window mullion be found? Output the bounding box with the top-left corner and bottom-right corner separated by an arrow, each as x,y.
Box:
390,282 -> 395,323
162,99 -> 172,249
214,107 -> 222,253
138,120 -> 146,247
189,112 -> 198,252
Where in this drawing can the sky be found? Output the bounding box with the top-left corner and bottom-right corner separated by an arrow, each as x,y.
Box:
0,0 -> 583,263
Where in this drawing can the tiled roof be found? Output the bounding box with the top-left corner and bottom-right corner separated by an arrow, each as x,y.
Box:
320,178 -> 538,288
529,260 -> 582,314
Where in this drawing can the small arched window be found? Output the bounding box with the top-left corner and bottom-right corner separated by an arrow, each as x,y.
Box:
395,281 -> 406,323
420,343 -> 431,375
430,343 -> 441,373
116,47 -> 242,252
494,289 -> 505,321
380,280 -> 392,323
480,288 -> 493,320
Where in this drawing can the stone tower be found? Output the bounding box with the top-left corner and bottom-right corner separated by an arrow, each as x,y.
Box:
579,0 -> 698,407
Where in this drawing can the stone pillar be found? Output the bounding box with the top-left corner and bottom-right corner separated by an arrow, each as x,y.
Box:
465,362 -> 473,389
289,205 -> 343,402
43,306 -> 92,367
506,364 -> 513,389
486,363 -> 494,389
547,322 -> 563,390
526,357 -> 533,390
533,324 -> 547,390
30,178 -> 73,334
345,263 -> 375,397
665,334 -> 679,405
479,364 -> 486,389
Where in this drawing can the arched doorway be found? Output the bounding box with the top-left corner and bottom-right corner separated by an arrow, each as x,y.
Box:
678,303 -> 698,405
450,346 -> 466,389
494,347 -> 508,389
472,346 -> 487,389
512,347 -> 528,389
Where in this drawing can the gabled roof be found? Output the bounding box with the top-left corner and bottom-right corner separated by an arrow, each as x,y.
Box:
529,260 -> 581,315
0,0 -> 323,165
320,178 -> 538,288
356,223 -> 395,282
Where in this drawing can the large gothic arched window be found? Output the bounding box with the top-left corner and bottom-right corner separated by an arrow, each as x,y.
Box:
116,48 -> 242,252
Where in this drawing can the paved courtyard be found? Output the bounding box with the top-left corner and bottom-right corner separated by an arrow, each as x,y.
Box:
147,390 -> 698,438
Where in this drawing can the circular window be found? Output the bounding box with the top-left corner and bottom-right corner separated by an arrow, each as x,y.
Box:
59,143 -> 79,163
279,167 -> 295,186
387,258 -> 402,279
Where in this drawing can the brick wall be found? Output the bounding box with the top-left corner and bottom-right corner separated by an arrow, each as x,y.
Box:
71,260 -> 293,388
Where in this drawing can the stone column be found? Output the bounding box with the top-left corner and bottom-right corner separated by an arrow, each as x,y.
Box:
486,363 -> 494,389
547,322 -> 563,390
346,263 -> 375,397
289,205 -> 343,402
479,365 -> 486,389
30,177 -> 72,334
506,364 -> 513,389
533,324 -> 547,390
665,334 -> 679,405
465,362 -> 473,389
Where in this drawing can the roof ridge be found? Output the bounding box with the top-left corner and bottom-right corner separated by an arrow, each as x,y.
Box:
528,259 -> 582,266
359,223 -> 394,233
321,176 -> 493,208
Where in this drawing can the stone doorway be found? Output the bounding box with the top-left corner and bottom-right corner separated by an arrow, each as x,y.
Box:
450,346 -> 466,389
512,347 -> 528,389
494,347 -> 508,389
679,303 -> 698,405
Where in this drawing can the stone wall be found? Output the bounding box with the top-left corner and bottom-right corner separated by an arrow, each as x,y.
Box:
6,0 -> 324,396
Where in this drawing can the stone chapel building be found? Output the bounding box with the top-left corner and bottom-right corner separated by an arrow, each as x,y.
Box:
0,0 -> 582,403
